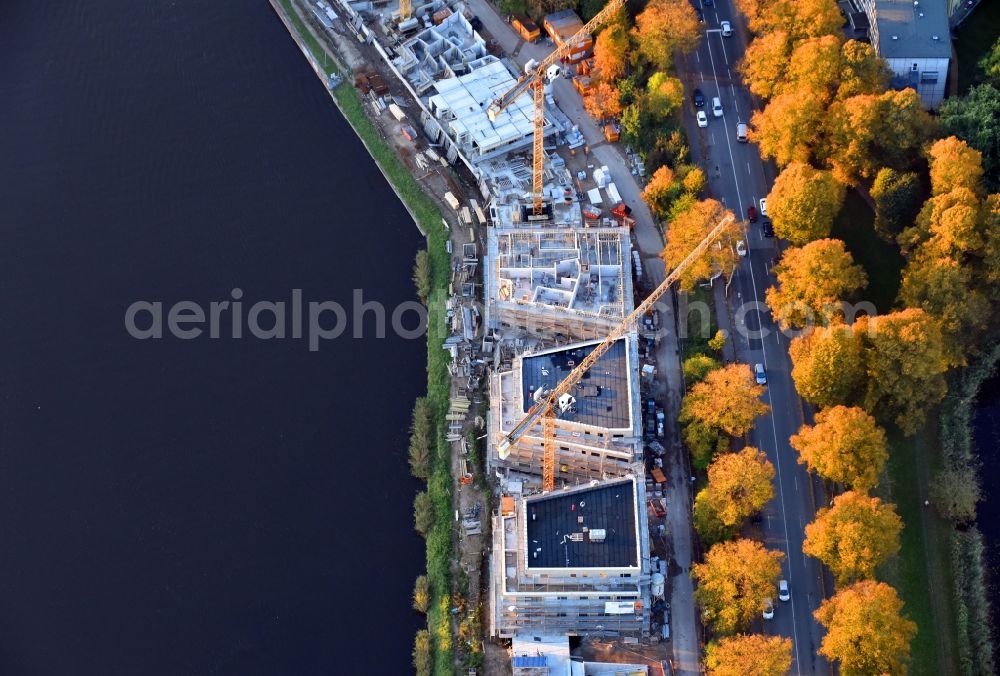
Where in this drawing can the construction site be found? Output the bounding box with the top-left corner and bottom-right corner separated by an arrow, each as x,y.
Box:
273,0 -> 698,671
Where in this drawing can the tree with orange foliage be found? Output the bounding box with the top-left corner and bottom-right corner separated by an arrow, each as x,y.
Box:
824,88 -> 936,186
582,81 -> 622,122
804,491 -> 902,585
693,539 -> 783,634
739,31 -> 793,99
750,93 -> 824,167
791,405 -> 887,491
815,581 -> 916,675
660,199 -> 741,290
592,12 -> 630,83
694,447 -> 775,542
765,238 -> 866,328
680,363 -> 770,437
633,0 -> 701,71
705,635 -> 793,676
789,323 -> 866,409
766,162 -> 846,244
927,136 -> 985,196
641,165 -> 677,218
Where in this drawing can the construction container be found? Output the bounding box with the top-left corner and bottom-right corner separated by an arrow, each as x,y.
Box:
432,7 -> 452,25
573,75 -> 594,95
603,123 -> 620,143
543,9 -> 591,62
512,16 -> 540,42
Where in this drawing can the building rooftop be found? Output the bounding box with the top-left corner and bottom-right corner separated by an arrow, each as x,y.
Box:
521,339 -> 631,429
525,479 -> 638,569
871,0 -> 951,58
428,58 -> 538,155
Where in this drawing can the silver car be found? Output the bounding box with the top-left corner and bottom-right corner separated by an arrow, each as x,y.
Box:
754,363 -> 766,385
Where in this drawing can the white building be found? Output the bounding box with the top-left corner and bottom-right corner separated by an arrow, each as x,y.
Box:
859,0 -> 951,108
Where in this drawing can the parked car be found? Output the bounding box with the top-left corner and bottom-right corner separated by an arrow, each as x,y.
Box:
762,598 -> 774,620
720,20 -> 733,36
736,240 -> 747,257
712,96 -> 723,117
754,363 -> 766,384
747,205 -> 758,222
696,9 -> 704,22
692,88 -> 705,107
762,219 -> 775,237
703,0 -> 713,6
778,579 -> 790,602
759,197 -> 768,217
696,110 -> 708,127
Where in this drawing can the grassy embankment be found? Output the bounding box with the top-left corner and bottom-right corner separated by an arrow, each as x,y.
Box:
275,2 -> 455,673
831,193 -> 957,675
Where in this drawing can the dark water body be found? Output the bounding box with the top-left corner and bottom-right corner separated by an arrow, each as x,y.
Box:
973,369 -> 1000,634
0,2 -> 425,673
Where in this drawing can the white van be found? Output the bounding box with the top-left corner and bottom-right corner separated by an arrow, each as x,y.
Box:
736,122 -> 748,142
712,96 -> 723,117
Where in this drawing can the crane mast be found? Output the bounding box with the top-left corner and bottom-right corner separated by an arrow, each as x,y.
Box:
486,0 -> 626,216
497,213 -> 737,491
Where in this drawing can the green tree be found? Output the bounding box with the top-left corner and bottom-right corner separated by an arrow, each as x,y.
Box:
683,418 -> 729,469
708,329 -> 727,352
815,581 -> 917,675
767,162 -> 846,245
414,491 -> 434,535
861,309 -> 949,433
705,634 -> 793,676
680,363 -> 770,437
789,323 -> 866,409
870,168 -> 921,241
408,397 -> 433,479
979,36 -> 1000,85
803,491 -> 902,585
938,84 -> 1000,193
791,405 -> 888,491
646,71 -> 685,119
930,465 -> 981,523
765,238 -> 867,328
683,354 -> 722,386
693,539 -> 783,634
413,249 -> 432,304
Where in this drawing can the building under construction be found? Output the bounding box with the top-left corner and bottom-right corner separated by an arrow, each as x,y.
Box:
484,226 -> 633,342
490,477 -> 652,638
490,337 -> 642,480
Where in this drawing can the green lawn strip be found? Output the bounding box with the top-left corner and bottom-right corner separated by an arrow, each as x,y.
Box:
277,0 -> 339,76
830,190 -> 903,314
275,3 -> 456,670
880,425 -> 957,675
679,285 -> 717,362
954,2 -> 1000,93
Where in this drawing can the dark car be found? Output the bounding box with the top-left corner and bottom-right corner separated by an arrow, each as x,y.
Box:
747,205 -> 758,222
696,9 -> 704,21
692,88 -> 705,107
703,0 -> 713,6
762,219 -> 775,237
470,16 -> 483,31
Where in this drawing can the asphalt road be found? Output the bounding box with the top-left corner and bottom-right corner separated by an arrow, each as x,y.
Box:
677,2 -> 832,673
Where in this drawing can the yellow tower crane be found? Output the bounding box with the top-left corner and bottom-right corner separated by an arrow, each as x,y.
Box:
486,0 -> 625,216
497,213 -> 737,491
